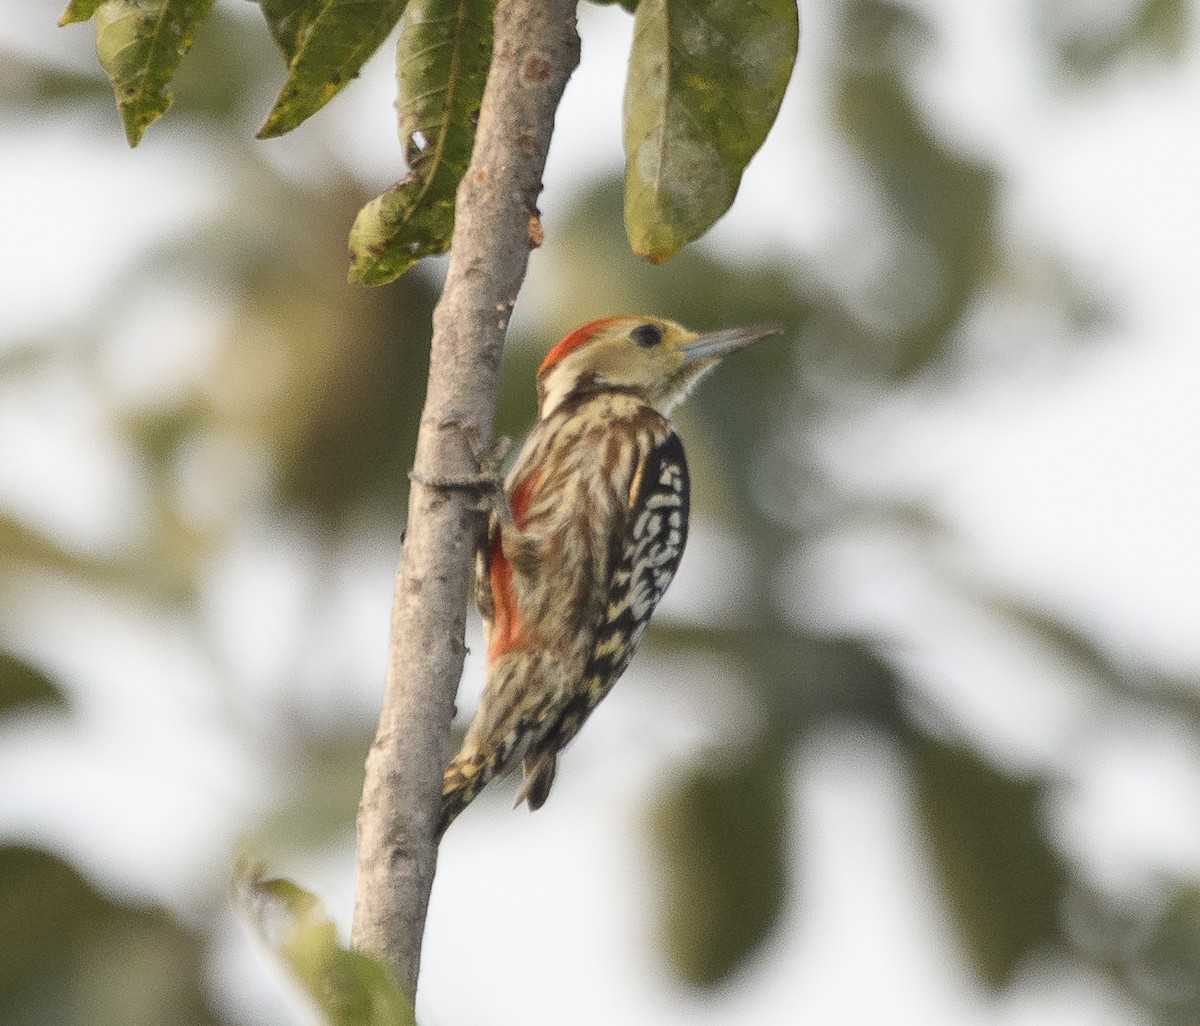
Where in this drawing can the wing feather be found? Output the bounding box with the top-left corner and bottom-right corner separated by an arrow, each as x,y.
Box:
518,430 -> 690,805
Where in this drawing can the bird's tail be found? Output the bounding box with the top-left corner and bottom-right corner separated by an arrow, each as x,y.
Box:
439,743 -> 558,838
515,750 -> 557,811
439,655 -> 561,837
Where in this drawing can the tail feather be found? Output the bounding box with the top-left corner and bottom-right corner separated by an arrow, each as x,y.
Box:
439,732 -> 562,836
515,751 -> 557,811
438,658 -> 563,836
438,723 -> 524,837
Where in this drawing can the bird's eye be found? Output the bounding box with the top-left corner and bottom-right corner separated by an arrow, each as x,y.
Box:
630,323 -> 663,348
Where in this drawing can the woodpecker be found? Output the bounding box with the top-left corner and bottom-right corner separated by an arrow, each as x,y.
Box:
438,315 -> 779,837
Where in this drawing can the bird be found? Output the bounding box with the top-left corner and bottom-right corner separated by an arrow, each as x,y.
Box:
438,315 -> 779,837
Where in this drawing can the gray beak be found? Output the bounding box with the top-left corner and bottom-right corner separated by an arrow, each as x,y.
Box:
680,323 -> 782,363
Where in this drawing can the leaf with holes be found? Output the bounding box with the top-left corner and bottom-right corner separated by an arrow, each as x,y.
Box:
624,0 -> 799,262
348,0 -> 493,285
62,0 -> 214,146
258,0 -> 411,139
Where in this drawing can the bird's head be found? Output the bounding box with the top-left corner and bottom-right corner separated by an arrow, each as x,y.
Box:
536,315 -> 780,418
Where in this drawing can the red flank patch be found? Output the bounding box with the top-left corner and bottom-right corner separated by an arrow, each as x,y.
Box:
487,469 -> 542,659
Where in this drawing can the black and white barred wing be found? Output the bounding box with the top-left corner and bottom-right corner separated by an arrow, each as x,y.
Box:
586,429 -> 691,693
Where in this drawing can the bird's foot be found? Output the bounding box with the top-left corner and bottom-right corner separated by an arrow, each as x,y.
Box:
409,418 -> 512,522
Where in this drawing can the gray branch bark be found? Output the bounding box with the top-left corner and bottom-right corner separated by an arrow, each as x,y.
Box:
351,0 -> 581,1000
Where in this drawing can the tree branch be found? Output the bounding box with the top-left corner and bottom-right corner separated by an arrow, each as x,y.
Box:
351,0 -> 581,999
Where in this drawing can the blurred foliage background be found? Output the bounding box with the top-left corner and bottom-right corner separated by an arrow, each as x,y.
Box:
3,0 -> 1200,1024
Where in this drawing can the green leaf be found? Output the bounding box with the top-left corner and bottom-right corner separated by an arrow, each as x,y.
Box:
836,5 -> 997,377
908,730 -> 1067,987
0,846 -> 224,1026
259,0 -> 325,63
80,0 -> 215,146
347,0 -> 494,285
276,268 -> 437,518
58,0 -> 107,26
623,0 -> 799,263
258,0 -> 412,139
651,740 -> 788,985
587,0 -> 639,11
235,864 -> 416,1026
0,513 -> 144,594
0,652 -> 67,716
1048,0 -> 1188,78
1131,886 -> 1200,1017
